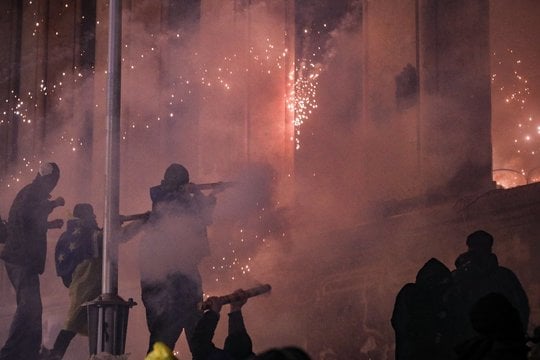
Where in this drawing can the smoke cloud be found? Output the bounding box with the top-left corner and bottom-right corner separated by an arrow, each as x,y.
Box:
2,1 -> 540,359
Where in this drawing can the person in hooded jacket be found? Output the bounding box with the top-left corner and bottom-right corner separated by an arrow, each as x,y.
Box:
190,289 -> 255,360
452,230 -> 529,341
0,162 -> 65,360
391,257 -> 464,360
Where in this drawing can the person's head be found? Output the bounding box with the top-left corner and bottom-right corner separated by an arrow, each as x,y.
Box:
466,230 -> 493,253
161,163 -> 189,192
144,341 -> 178,360
469,292 -> 523,339
255,347 -> 312,360
35,162 -> 60,193
73,203 -> 97,228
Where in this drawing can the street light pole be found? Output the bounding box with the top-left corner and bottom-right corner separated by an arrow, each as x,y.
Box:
85,0 -> 135,356
103,0 -> 122,299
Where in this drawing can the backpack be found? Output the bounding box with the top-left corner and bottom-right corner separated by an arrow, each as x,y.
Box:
55,222 -> 94,287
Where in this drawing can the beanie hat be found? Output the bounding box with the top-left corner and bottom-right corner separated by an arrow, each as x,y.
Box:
38,162 -> 60,179
466,230 -> 494,253
73,203 -> 95,220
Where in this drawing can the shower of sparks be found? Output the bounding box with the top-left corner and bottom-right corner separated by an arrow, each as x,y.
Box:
0,157 -> 42,190
287,60 -> 321,150
0,8 -> 311,281
209,202 -> 287,283
492,48 -> 538,188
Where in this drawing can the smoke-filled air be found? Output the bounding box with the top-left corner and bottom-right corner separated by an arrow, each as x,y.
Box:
1,0 -> 540,360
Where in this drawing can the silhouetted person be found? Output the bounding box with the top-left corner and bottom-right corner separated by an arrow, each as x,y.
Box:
191,289 -> 254,360
40,203 -> 147,359
452,230 -> 529,340
0,162 -> 65,360
455,292 -> 529,360
140,163 -> 216,354
391,258 -> 463,360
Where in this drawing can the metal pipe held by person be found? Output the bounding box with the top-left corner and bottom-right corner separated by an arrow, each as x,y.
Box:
200,283 -> 272,311
119,211 -> 151,223
187,181 -> 236,194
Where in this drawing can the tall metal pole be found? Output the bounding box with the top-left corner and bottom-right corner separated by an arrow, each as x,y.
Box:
103,0 -> 122,296
84,0 -> 135,356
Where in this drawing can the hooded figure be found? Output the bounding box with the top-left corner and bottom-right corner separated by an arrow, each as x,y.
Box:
0,162 -> 65,360
391,258 -> 463,360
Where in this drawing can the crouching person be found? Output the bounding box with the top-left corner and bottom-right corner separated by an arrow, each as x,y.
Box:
191,289 -> 255,360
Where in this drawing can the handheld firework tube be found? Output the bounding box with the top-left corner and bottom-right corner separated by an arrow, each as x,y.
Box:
201,284 -> 272,311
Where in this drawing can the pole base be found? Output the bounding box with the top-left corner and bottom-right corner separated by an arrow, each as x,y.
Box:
83,293 -> 137,356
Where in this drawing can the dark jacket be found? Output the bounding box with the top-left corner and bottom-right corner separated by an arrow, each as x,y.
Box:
0,181 -> 57,274
452,251 -> 530,336
191,310 -> 254,360
148,184 -> 214,261
391,258 -> 462,360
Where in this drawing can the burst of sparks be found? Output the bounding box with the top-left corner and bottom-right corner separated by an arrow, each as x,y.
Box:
492,48 -> 538,188
1,11 -> 306,283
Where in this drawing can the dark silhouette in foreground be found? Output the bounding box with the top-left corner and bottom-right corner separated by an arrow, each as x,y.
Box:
452,230 -> 529,340
392,257 -> 462,360
455,292 -> 529,360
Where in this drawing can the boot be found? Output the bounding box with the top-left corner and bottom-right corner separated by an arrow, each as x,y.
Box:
49,329 -> 76,359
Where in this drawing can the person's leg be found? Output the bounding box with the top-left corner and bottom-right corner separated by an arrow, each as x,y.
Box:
51,329 -> 76,359
170,272 -> 203,353
0,263 -> 43,360
40,329 -> 76,360
142,280 -> 184,354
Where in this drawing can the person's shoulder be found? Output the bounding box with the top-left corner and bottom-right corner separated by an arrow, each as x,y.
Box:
12,183 -> 35,200
496,265 -> 522,280
395,282 -> 417,300
150,185 -> 163,203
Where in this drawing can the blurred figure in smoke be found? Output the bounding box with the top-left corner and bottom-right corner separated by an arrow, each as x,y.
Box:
452,230 -> 529,341
0,162 -> 65,360
454,292 -> 529,360
139,163 -> 216,355
391,258 -> 463,360
41,203 -> 147,360
191,289 -> 254,360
